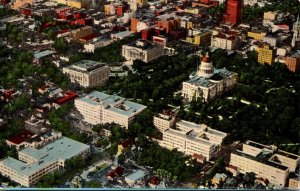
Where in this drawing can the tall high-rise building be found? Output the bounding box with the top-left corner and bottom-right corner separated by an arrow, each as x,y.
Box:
256,44 -> 275,65
292,15 -> 300,47
223,0 -> 243,24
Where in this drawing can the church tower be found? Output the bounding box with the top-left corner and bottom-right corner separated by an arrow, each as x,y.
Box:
292,15 -> 300,47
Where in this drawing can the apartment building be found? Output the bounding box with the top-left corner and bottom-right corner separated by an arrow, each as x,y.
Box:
63,60 -> 110,88
122,40 -> 164,64
0,136 -> 90,187
186,30 -> 212,46
284,51 -> 300,73
256,44 -> 275,65
247,31 -> 267,40
71,26 -> 93,40
182,54 -> 237,102
157,18 -> 180,34
262,36 -> 277,47
75,91 -> 147,128
211,33 -> 240,50
230,141 -> 300,187
159,120 -> 227,161
153,109 -> 176,132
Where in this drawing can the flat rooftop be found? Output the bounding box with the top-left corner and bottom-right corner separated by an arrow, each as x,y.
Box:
177,120 -> 205,130
165,128 -> 212,146
125,40 -> 161,50
289,50 -> 300,58
0,136 -> 90,176
276,150 -> 299,160
207,128 -> 227,137
233,150 -> 288,171
65,60 -> 107,72
78,91 -> 147,117
126,170 -> 145,181
7,130 -> 35,145
246,141 -> 269,150
34,50 -> 55,60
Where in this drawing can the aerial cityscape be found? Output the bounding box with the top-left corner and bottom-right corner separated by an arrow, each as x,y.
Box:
0,0 -> 299,189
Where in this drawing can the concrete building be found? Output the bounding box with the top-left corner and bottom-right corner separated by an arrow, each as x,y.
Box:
262,36 -> 277,47
182,54 -> 237,102
256,44 -> 275,65
63,60 -> 110,88
153,109 -> 176,132
0,136 -> 90,187
75,91 -> 147,128
6,130 -> 62,151
159,120 -> 227,161
247,31 -> 266,40
230,140 -> 300,187
56,0 -> 87,9
289,176 -> 300,189
186,29 -> 212,46
284,51 -> 300,73
83,39 -> 113,53
71,26 -> 93,40
211,33 -> 240,50
122,40 -> 164,64
11,0 -> 33,10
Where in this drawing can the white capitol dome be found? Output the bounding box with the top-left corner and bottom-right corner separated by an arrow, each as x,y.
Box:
197,53 -> 214,78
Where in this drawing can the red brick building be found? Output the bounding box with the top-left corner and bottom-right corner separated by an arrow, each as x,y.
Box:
20,7 -> 32,16
157,18 -> 180,34
130,18 -> 139,33
223,0 -> 243,24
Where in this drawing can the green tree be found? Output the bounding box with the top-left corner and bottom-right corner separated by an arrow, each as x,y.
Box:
54,38 -> 69,54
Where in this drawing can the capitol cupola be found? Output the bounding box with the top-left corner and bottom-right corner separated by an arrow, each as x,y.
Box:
197,53 -> 214,78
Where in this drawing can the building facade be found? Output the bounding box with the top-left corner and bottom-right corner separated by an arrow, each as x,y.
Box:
11,0 -> 33,10
230,140 -> 300,187
182,54 -> 237,102
0,136 -> 90,187
186,30 -> 212,46
63,60 -> 110,88
284,51 -> 300,73
75,91 -> 147,128
153,109 -> 176,132
211,33 -> 240,50
159,120 -> 227,161
223,0 -> 243,24
6,130 -> 62,151
247,31 -> 266,40
122,40 -> 164,64
71,26 -> 93,40
256,44 -> 275,65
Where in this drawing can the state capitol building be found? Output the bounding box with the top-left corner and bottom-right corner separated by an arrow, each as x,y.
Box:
182,54 -> 238,102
